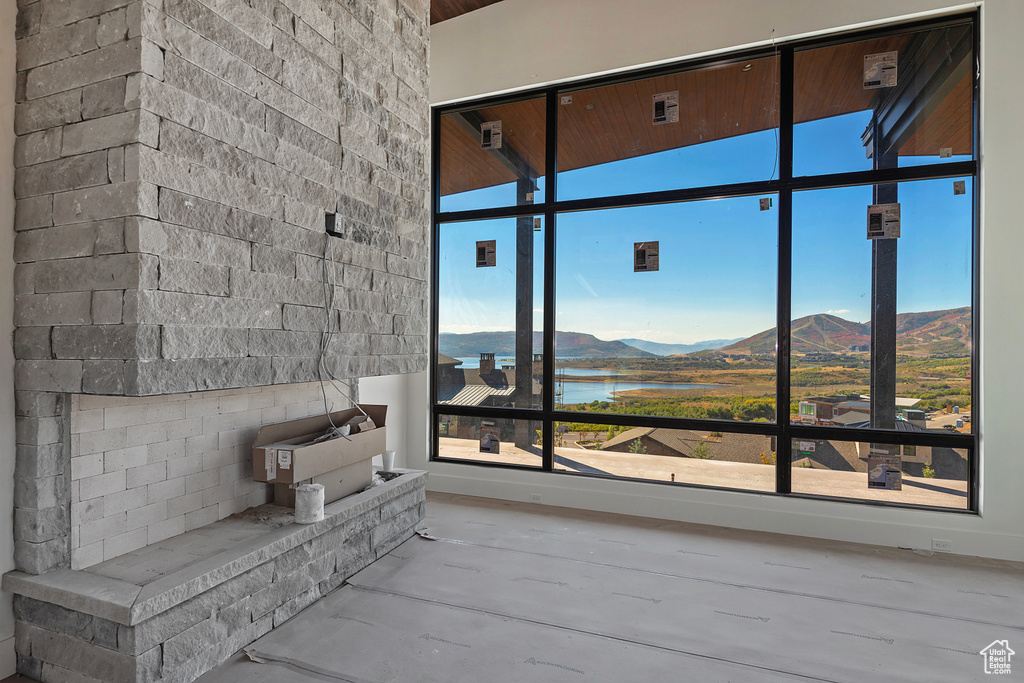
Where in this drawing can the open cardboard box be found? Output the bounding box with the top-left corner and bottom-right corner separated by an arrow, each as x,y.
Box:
252,405 -> 386,506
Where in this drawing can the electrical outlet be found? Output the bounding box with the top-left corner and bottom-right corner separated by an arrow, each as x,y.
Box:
931,539 -> 952,552
529,494 -> 542,503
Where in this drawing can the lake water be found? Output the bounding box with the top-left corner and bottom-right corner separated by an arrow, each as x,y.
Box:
454,357 -> 623,376
556,380 -> 724,404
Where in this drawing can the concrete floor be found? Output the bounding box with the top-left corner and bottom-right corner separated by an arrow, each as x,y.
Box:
193,491 -> 1021,683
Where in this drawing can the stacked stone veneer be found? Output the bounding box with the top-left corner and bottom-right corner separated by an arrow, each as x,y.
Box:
12,0 -> 430,574
6,471 -> 427,683
70,382 -> 355,569
14,0 -> 430,394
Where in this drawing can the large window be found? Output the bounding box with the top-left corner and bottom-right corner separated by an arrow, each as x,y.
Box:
431,16 -> 978,512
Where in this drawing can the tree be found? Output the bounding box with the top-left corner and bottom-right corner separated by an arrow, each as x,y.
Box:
628,438 -> 647,454
692,439 -> 713,459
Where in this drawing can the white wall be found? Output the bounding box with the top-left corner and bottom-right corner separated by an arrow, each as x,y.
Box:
0,0 -> 18,674
413,0 -> 1024,563
359,374 -> 410,469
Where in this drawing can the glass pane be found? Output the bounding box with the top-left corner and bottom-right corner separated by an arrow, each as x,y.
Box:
436,415 -> 542,468
436,217 -> 544,409
794,23 -> 973,176
554,197 -> 777,421
439,98 -> 546,212
557,56 -> 779,200
790,178 -> 973,433
550,422 -> 774,492
790,437 -> 968,509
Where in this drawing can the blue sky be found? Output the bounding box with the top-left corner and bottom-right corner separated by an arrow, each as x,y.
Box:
438,113 -> 973,345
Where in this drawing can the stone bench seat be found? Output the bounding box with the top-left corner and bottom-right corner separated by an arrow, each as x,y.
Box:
3,470 -> 428,683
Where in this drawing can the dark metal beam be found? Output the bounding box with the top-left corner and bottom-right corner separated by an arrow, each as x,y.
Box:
452,111 -> 540,191
864,25 -> 972,157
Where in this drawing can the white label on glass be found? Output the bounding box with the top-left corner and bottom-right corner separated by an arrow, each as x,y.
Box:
863,51 -> 897,89
867,447 -> 902,490
634,241 -> 660,272
939,147 -> 953,158
476,240 -> 496,268
533,217 -> 542,231
480,120 -> 502,149
953,180 -> 966,195
759,197 -> 772,211
867,203 -> 901,239
480,426 -> 500,454
560,95 -> 573,105
799,441 -> 816,453
652,91 -> 679,125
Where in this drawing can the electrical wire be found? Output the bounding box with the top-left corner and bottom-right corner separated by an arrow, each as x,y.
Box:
317,230 -> 369,441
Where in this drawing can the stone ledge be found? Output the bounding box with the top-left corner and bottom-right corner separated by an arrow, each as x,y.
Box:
5,470 -> 428,683
5,470 -> 426,626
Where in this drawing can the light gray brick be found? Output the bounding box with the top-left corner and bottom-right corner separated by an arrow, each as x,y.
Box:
62,110 -> 140,156
158,256 -> 230,296
82,77 -> 128,120
162,52 -> 266,127
26,37 -> 142,100
14,90 -> 82,135
30,253 -> 156,293
52,325 -> 159,360
14,128 -> 63,167
131,289 -> 281,328
93,291 -> 125,324
15,219 -> 125,263
15,359 -> 84,393
17,17 -> 99,72
40,0 -> 135,31
15,195 -> 54,231
162,326 -> 248,359
97,7 -> 129,47
79,511 -> 125,545
103,526 -> 148,560
83,360 -> 127,394
15,151 -> 109,199
14,327 -> 52,360
53,181 -> 158,226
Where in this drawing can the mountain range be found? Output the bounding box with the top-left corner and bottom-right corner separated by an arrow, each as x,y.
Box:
439,308 -> 971,360
716,307 -> 971,356
439,331 -> 655,358
617,337 -> 743,356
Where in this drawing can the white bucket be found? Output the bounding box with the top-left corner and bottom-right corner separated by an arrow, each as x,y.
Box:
294,483 -> 325,524
381,450 -> 395,472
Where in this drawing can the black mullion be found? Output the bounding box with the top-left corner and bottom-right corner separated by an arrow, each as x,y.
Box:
788,424 -> 975,448
429,105 -> 442,462
969,13 -> 981,513
542,87 -> 559,472
436,160 -> 977,227
776,45 -> 795,494
548,411 -> 781,436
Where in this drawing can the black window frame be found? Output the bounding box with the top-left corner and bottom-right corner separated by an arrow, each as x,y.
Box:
429,13 -> 980,514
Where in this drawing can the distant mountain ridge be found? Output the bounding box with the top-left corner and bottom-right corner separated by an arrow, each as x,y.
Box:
439,331 -> 655,358
618,337 -> 744,356
717,307 -> 971,356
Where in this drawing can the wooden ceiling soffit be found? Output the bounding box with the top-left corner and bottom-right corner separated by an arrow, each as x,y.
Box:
439,25 -> 973,198
431,0 -> 503,24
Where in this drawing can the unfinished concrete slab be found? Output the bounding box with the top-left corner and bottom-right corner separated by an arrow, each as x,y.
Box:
200,492 -> 1023,683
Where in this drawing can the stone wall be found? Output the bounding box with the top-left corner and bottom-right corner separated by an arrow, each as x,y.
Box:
14,0 -> 430,397
12,0 -> 431,575
70,382 -> 352,569
7,471 -> 427,683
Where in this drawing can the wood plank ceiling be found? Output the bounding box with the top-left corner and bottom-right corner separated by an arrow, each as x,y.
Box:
439,26 -> 973,199
431,0 -> 504,24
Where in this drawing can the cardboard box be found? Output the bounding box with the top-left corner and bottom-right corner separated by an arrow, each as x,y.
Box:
252,405 -> 387,504
272,459 -> 372,507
